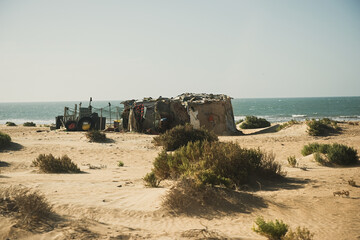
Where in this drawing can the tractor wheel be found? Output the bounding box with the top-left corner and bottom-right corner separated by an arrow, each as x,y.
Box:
65,120 -> 77,131
77,117 -> 94,131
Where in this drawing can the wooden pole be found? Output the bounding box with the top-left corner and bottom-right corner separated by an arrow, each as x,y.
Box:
100,108 -> 103,130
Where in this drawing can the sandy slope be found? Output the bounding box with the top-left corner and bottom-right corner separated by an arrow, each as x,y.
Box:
0,123 -> 359,240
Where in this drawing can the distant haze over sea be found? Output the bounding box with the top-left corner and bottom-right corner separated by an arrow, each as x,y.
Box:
0,97 -> 359,125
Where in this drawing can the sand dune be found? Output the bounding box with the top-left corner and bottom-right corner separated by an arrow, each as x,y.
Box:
1,122 -> 359,239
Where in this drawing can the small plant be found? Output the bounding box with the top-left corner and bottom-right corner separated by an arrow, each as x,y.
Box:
153,123 -> 218,151
23,122 -> 36,127
0,186 -> 54,229
6,121 -> 16,126
86,130 -> 107,142
283,226 -> 314,240
252,216 -> 288,240
239,116 -> 271,129
348,179 -> 357,187
143,172 -> 160,187
33,154 -> 81,173
287,156 -> 297,167
118,161 -> 124,167
0,131 -> 11,149
306,118 -> 339,136
276,120 -> 299,131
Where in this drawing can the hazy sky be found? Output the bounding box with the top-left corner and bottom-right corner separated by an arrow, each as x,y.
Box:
1,0 -> 359,102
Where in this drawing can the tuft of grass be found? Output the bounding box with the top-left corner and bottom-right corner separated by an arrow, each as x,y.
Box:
152,123 -> 218,151
23,122 -> 36,127
6,121 -> 17,126
85,130 -> 107,143
33,154 -> 81,173
302,143 -> 358,166
287,156 -> 297,167
252,216 -> 288,240
0,186 -> 54,230
148,141 -> 285,188
306,118 -> 339,136
239,116 -> 271,129
143,172 -> 160,187
0,131 -> 11,149
118,161 -> 124,167
276,120 -> 299,131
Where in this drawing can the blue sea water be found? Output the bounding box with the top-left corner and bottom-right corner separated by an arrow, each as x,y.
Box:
0,97 -> 359,125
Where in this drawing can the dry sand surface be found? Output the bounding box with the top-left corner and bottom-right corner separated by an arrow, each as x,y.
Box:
1,122 -> 360,240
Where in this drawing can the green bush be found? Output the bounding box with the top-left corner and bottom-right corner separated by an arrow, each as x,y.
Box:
287,156 -> 297,167
6,121 -> 16,126
148,141 -> 285,188
118,161 -> 124,167
152,123 -> 218,151
32,154 -> 81,173
0,131 -> 11,149
326,143 -> 358,165
301,143 -> 330,156
302,143 -> 358,166
306,118 -> 339,136
85,130 -> 107,142
23,122 -> 36,127
240,116 -> 271,129
0,186 -> 54,229
252,216 -> 288,240
276,120 -> 299,131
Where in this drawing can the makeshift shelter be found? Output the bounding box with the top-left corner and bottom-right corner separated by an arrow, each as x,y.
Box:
121,93 -> 240,135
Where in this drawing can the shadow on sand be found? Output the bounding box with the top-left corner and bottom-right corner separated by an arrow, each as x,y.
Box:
0,142 -> 24,152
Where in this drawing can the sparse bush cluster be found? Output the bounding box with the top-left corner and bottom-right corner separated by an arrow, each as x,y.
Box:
301,143 -> 358,166
152,124 -> 218,151
239,116 -> 271,129
146,140 -> 285,188
6,121 -> 16,126
86,130 -> 107,142
252,216 -> 314,240
0,186 -> 54,229
306,118 -> 339,136
33,154 -> 81,173
23,122 -> 36,127
0,131 -> 11,149
277,120 -> 299,131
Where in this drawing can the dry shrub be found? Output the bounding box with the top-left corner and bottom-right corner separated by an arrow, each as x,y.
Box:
153,123 -> 218,151
33,154 -> 81,173
181,228 -> 225,239
283,226 -> 314,240
0,186 -> 54,230
85,130 -> 107,143
143,172 -> 160,187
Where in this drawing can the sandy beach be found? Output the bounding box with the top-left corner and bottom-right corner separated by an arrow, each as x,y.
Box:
1,122 -> 359,240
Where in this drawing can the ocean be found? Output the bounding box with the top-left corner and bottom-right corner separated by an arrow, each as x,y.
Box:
0,97 -> 359,125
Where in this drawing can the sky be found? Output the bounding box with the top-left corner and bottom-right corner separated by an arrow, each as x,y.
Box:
0,0 -> 359,102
